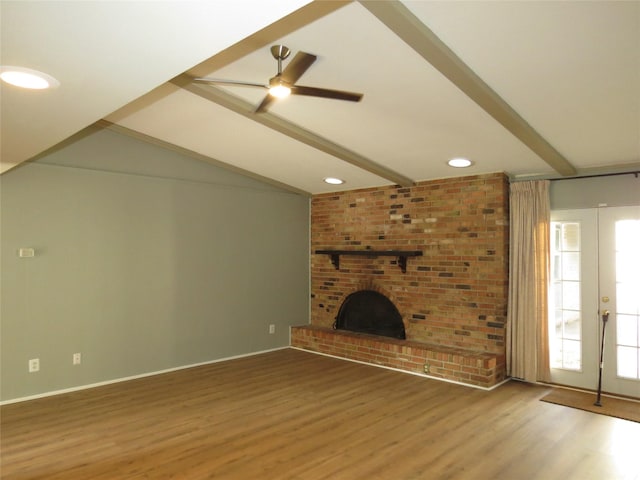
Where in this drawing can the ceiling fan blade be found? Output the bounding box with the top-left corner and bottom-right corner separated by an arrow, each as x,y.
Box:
255,94 -> 277,113
193,78 -> 267,89
291,85 -> 363,102
280,51 -> 317,85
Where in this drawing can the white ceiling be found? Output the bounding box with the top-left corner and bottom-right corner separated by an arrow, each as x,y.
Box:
2,1 -> 639,194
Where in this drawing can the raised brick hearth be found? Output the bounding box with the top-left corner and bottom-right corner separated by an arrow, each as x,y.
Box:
291,326 -> 505,388
291,173 -> 509,388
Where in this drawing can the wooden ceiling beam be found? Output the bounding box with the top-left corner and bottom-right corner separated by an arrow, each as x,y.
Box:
361,0 -> 577,177
172,0 -> 415,188
96,120 -> 311,196
172,76 -> 415,187
184,1 -> 352,78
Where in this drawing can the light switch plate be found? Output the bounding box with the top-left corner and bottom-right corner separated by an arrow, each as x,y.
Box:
19,248 -> 35,258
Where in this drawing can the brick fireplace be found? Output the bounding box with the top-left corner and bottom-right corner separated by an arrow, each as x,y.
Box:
291,173 -> 509,388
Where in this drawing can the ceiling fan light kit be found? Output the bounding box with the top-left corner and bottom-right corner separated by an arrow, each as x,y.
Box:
268,79 -> 291,98
194,45 -> 363,113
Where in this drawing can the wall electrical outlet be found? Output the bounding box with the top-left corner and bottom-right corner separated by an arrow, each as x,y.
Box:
28,358 -> 40,373
269,324 -> 276,334
73,353 -> 81,365
423,363 -> 430,374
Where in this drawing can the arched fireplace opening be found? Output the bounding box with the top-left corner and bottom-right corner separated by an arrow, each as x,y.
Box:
333,290 -> 406,340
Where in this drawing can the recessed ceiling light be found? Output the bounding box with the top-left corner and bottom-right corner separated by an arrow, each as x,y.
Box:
324,177 -> 345,185
448,158 -> 473,168
0,66 -> 60,90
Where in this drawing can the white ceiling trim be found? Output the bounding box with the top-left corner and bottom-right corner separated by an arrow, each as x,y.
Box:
98,120 -> 311,196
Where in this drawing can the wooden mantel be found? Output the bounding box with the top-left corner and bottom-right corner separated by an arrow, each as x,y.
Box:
314,249 -> 423,273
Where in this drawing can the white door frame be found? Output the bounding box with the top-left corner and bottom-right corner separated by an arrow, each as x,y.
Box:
549,208 -> 599,390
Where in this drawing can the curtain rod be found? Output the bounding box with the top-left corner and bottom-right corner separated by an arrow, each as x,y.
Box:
549,170 -> 639,182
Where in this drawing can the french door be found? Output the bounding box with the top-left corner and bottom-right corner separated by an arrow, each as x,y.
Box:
549,205 -> 640,398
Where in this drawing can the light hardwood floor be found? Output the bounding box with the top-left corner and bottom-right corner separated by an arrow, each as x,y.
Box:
1,348 -> 639,480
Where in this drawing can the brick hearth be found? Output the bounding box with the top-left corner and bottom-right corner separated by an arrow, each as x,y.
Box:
291,326 -> 505,388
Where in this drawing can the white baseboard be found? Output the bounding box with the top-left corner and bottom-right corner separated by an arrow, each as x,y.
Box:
0,347 -> 288,405
290,346 -> 511,391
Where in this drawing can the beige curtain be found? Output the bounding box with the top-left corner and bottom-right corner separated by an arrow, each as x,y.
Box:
507,180 -> 550,383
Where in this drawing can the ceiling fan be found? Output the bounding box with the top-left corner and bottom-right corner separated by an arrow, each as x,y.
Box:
193,45 -> 363,113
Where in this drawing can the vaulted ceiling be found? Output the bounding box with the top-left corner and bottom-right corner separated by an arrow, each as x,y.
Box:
2,1 -> 639,194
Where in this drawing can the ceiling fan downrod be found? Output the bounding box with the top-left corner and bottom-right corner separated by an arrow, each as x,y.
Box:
270,45 -> 291,75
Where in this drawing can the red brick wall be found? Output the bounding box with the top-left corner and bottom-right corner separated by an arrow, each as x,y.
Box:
310,173 -> 509,356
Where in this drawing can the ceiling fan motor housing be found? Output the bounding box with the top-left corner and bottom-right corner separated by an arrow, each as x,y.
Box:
269,76 -> 290,88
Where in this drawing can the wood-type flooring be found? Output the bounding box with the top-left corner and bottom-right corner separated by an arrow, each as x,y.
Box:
2,348 -> 639,479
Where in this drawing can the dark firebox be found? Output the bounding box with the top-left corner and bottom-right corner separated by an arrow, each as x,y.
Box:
333,290 -> 406,339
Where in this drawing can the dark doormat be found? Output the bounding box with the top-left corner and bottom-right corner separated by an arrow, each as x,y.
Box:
541,388 -> 640,423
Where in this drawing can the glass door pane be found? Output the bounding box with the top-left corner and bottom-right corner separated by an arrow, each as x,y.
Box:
613,219 -> 640,380
548,209 -> 598,389
600,206 -> 640,398
550,222 -> 582,370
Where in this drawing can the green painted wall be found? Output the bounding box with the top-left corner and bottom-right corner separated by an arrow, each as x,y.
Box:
550,174 -> 640,209
0,127 -> 310,402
